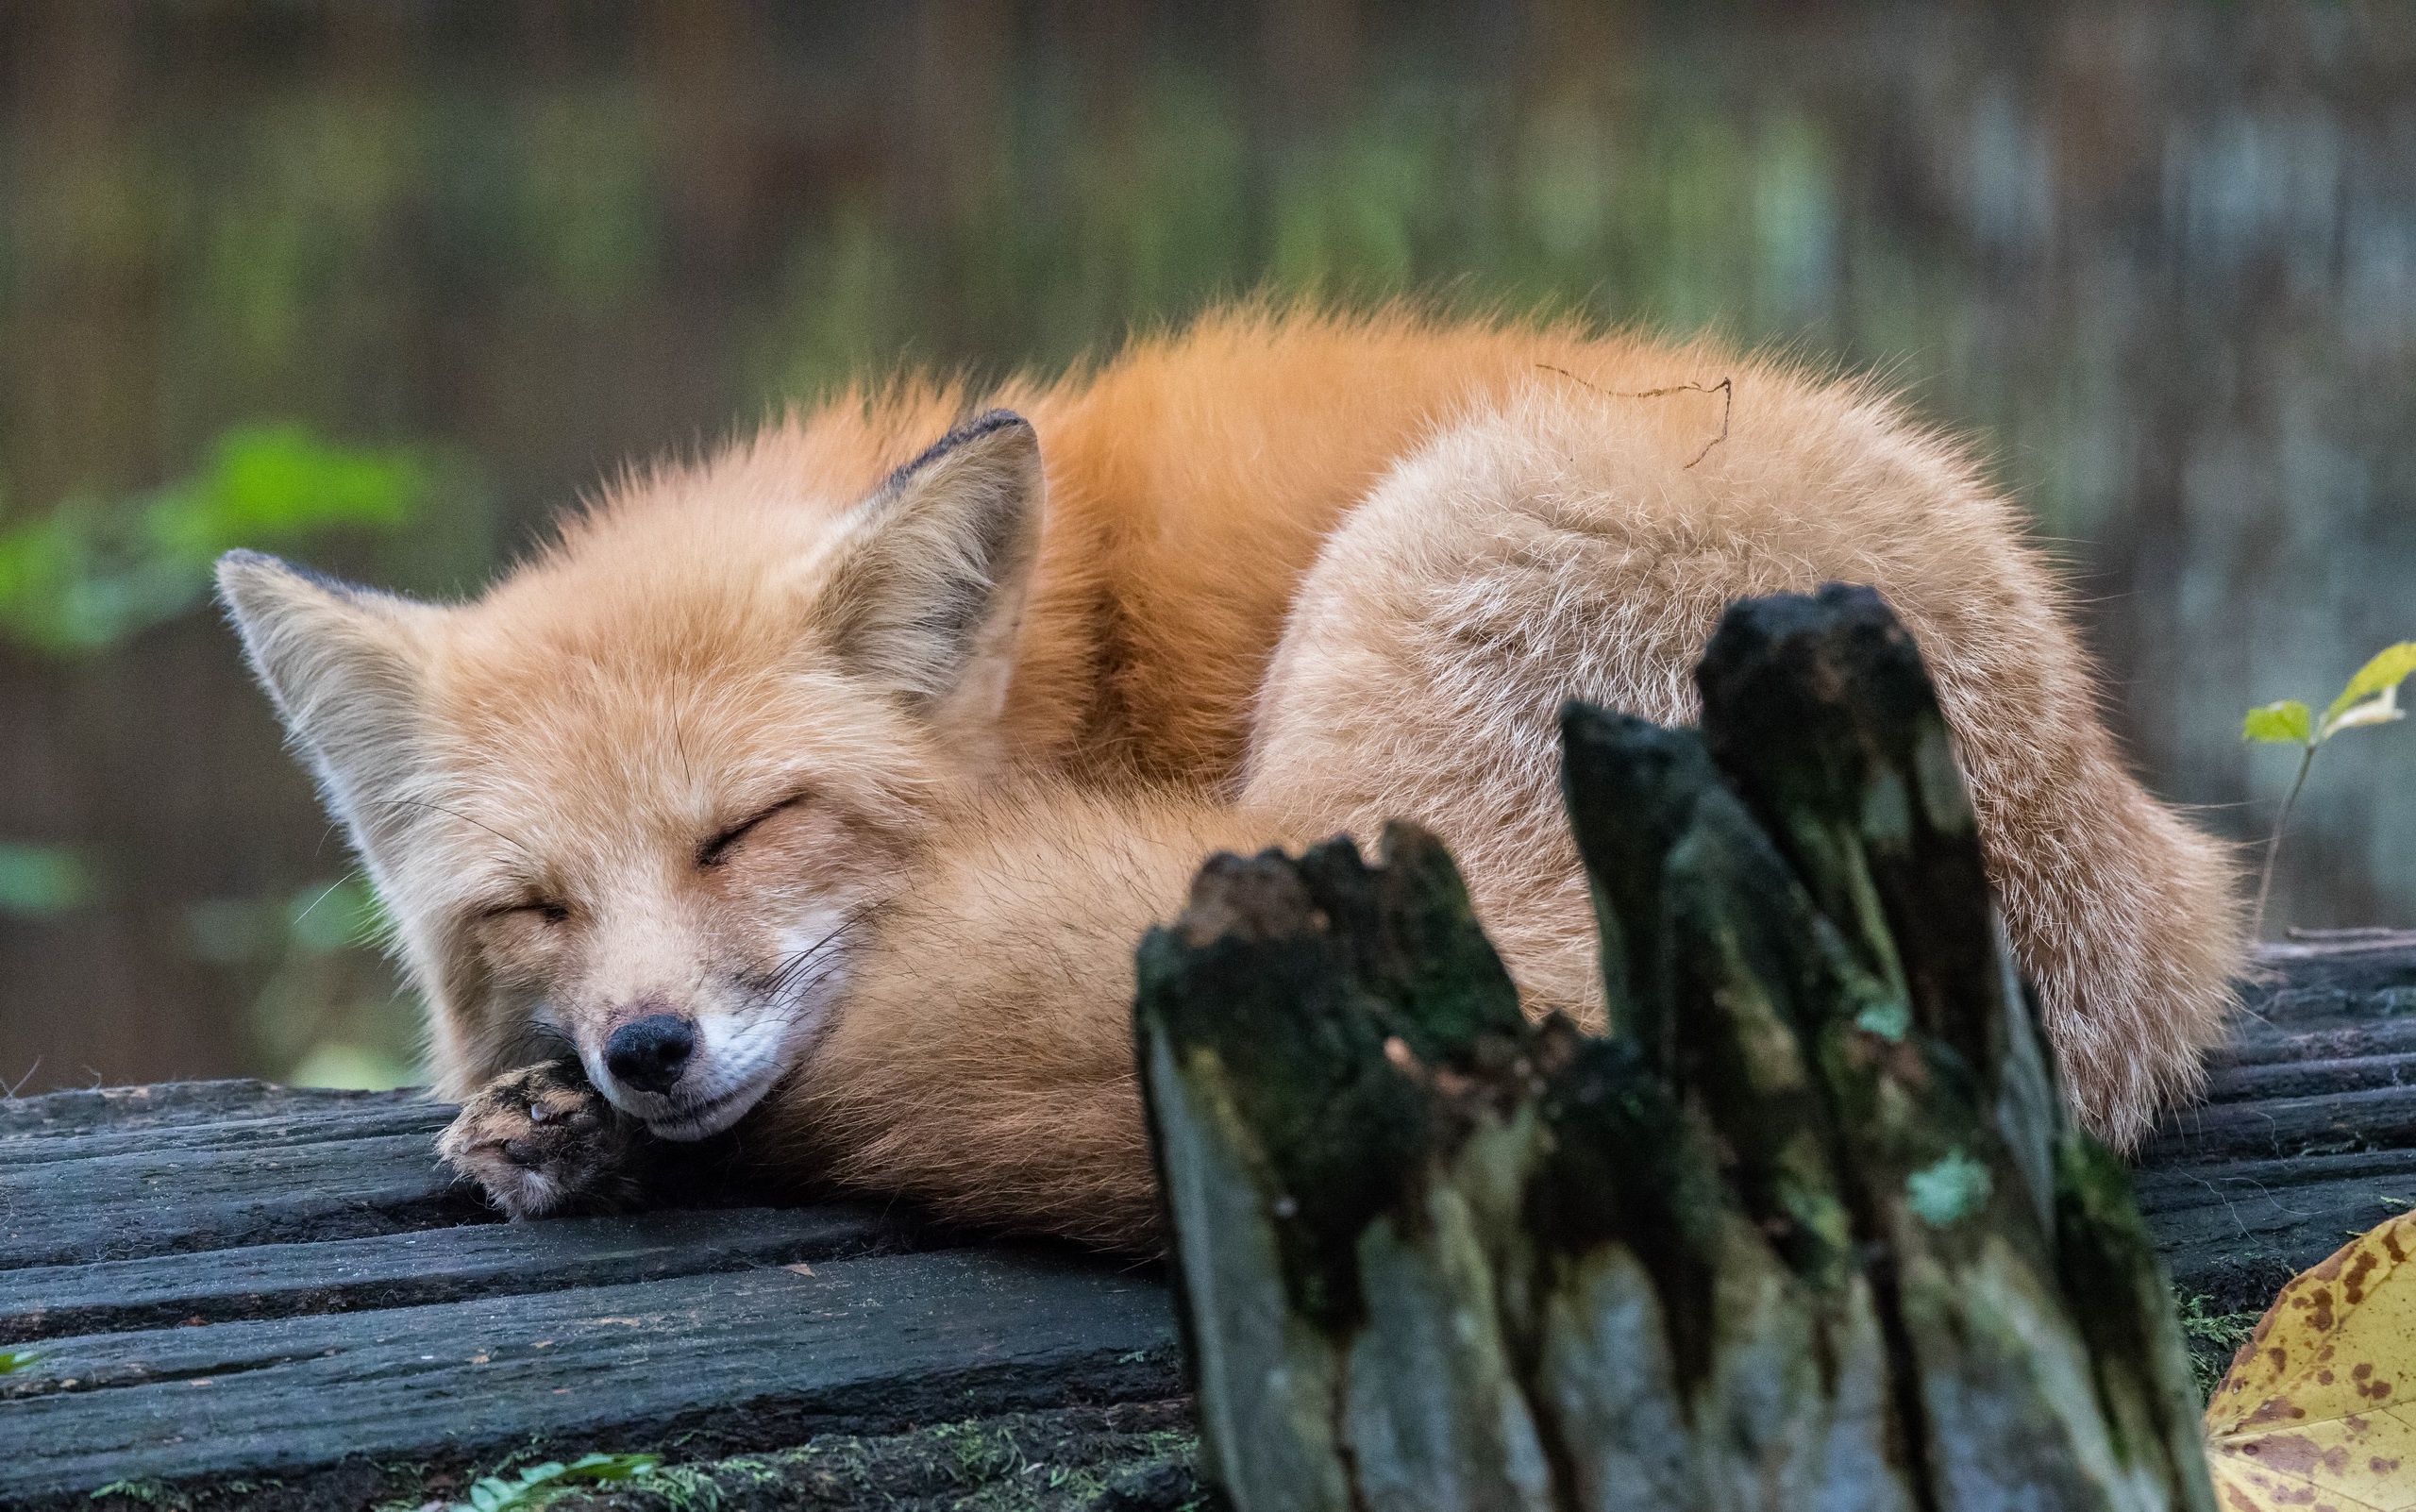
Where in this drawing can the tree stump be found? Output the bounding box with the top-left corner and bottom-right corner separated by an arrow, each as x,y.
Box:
1134,584 -> 2215,1512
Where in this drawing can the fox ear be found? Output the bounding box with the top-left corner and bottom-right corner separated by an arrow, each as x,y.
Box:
822,410 -> 1046,721
215,549 -> 439,865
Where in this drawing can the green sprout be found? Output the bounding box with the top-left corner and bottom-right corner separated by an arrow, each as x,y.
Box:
0,1349 -> 37,1374
2242,641 -> 2416,938
457,1453 -> 660,1512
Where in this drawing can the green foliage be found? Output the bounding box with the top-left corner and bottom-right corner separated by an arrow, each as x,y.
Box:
0,1348 -> 37,1374
458,1453 -> 660,1512
2243,643 -> 2416,748
2324,642 -> 2416,733
2175,1293 -> 2263,1402
2240,700 -> 2311,747
0,841 -> 91,917
0,425 -> 428,656
86,1479 -> 183,1509
548,1416 -> 1203,1512
2242,641 -> 2416,935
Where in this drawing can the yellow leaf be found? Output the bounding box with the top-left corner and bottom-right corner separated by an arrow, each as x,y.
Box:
2325,688 -> 2407,737
2322,643 -> 2416,736
2204,1210 -> 2416,1511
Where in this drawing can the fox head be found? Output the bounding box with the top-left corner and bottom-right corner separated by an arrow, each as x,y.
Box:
216,410 -> 1045,1139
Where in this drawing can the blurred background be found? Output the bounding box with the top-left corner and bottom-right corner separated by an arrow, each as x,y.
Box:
3,0 -> 2412,1092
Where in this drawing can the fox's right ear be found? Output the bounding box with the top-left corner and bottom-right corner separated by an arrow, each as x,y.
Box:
215,550 -> 439,864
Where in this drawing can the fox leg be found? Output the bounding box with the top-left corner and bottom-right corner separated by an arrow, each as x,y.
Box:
770,787 -> 1294,1251
437,1059 -> 651,1218
1239,385 -> 2243,1148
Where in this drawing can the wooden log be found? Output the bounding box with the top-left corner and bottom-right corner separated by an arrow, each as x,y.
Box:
0,1079 -> 1180,1511
0,1246 -> 1180,1508
1137,584 -> 2215,1511
0,1205 -> 902,1345
0,1119 -> 488,1268
2130,930 -> 2416,1323
0,1082 -> 415,1139
0,949 -> 2398,1506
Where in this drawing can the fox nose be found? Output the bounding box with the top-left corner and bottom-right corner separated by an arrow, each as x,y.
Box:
603,1013 -> 696,1094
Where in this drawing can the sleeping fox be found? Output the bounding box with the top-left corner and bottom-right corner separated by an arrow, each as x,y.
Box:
217,305 -> 2242,1247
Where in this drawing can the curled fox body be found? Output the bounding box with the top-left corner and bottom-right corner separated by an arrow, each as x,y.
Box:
219,307 -> 2241,1247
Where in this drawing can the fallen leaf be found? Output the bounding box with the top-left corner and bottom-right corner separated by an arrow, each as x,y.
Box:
2205,1210 -> 2416,1511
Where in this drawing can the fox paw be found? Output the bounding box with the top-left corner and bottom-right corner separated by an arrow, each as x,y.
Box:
437,1060 -> 646,1218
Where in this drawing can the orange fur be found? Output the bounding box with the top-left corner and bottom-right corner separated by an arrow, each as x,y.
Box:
218,304 -> 2242,1247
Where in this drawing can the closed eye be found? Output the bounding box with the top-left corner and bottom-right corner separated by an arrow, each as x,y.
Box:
697,796 -> 806,868
483,899 -> 570,925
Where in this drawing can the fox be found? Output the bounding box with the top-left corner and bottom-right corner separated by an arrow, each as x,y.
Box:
216,304 -> 2243,1249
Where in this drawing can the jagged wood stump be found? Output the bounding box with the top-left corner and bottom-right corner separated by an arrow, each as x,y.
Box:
1134,585 -> 2214,1512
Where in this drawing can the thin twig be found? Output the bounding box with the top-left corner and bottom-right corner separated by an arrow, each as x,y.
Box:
2252,744 -> 2317,941
1537,365 -> 1734,467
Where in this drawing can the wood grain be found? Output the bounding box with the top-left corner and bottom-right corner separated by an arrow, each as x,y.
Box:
2,1246 -> 1179,1505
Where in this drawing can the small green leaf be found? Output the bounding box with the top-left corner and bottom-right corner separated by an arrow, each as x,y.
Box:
451,1453 -> 658,1511
2243,700 -> 2313,746
0,1349 -> 38,1373
562,1453 -> 660,1482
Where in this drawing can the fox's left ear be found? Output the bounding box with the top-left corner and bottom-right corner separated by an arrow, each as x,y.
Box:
822,410 -> 1046,723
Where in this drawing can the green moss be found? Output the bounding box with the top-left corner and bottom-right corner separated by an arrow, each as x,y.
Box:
533,1405 -> 1200,1512
2173,1293 -> 2264,1402
87,1481 -> 188,1510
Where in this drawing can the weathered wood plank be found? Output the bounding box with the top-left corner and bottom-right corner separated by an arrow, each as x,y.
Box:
0,929 -> 2396,1510
0,1101 -> 453,1168
0,1082 -> 417,1139
2143,1083 -> 2416,1163
0,1204 -> 910,1344
2206,1015 -> 2416,1068
0,1131 -> 491,1268
2131,1151 -> 2416,1315
2131,932 -> 2416,1315
2206,1050 -> 2416,1101
0,1247 -> 1180,1508
2241,930 -> 2416,1013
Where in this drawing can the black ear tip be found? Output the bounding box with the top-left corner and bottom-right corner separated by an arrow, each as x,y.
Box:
885,410 -> 1040,492
959,409 -> 1032,440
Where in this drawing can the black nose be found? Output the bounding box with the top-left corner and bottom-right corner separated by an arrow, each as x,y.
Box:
604,1014 -> 696,1094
